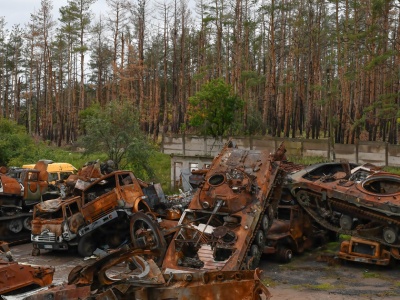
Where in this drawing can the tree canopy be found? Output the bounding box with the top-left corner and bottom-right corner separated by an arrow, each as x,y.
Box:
188,79 -> 244,137
79,100 -> 155,179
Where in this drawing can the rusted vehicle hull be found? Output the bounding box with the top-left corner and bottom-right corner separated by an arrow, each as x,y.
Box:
0,162 -> 57,242
0,260 -> 54,295
19,247 -> 270,300
287,162 -> 400,248
162,140 -> 285,272
338,236 -> 400,266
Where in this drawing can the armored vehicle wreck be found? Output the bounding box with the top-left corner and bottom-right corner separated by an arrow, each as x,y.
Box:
287,161 -> 400,249
162,140 -> 286,272
0,161 -> 58,241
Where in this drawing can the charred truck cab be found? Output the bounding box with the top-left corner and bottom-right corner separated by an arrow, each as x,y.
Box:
31,196 -> 81,252
339,236 -> 400,266
264,202 -> 327,262
31,170 -> 164,257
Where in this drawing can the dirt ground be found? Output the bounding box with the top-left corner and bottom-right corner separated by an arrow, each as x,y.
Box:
259,245 -> 400,300
7,242 -> 400,299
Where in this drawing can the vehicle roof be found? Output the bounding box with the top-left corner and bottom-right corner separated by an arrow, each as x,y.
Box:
22,162 -> 77,172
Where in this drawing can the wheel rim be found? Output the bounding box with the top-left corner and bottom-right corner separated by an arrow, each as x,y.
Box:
130,212 -> 167,266
256,230 -> 265,249
8,219 -> 23,233
287,250 -> 293,261
23,217 -> 32,231
383,227 -> 397,244
262,215 -> 269,231
339,215 -> 353,230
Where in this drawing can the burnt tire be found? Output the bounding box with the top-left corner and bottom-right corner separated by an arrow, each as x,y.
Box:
255,230 -> 266,250
248,244 -> 261,270
261,215 -> 270,232
31,247 -> 40,256
278,247 -> 293,263
77,233 -> 97,257
23,217 -> 32,231
339,215 -> 353,231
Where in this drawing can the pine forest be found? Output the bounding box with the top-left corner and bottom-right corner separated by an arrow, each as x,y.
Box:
1,0 -> 400,146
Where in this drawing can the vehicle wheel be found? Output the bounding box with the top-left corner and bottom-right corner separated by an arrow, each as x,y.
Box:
383,227 -> 398,244
255,230 -> 266,250
8,219 -> 23,233
130,212 -> 167,266
31,247 -> 40,256
261,215 -> 269,232
23,217 -> 32,231
339,215 -> 353,231
77,233 -> 97,257
247,244 -> 261,269
278,247 -> 293,263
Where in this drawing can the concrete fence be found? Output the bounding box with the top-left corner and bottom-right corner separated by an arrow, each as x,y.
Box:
161,135 -> 400,189
162,134 -> 400,166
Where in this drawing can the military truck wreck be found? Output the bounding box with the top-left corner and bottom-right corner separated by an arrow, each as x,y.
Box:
161,140 -> 286,272
264,202 -> 328,263
286,161 -> 400,260
338,236 -> 400,266
31,170 -> 166,258
0,161 -> 58,241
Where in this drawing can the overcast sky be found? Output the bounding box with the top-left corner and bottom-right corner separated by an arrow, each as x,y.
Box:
2,0 -> 107,31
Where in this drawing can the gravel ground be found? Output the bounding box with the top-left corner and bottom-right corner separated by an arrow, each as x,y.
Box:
259,245 -> 400,300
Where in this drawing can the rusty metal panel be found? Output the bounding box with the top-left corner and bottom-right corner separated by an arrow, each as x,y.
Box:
287,161 -> 400,248
41,247 -> 271,300
338,237 -> 391,266
0,260 -> 54,295
15,284 -> 91,300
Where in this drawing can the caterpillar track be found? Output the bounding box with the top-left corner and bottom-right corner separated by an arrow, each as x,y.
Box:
161,140 -> 286,272
286,162 -> 400,248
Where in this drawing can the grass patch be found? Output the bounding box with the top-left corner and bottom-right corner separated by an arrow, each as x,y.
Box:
292,283 -> 335,291
305,283 -> 335,291
362,272 -> 380,279
148,151 -> 174,194
383,166 -> 400,175
287,155 -> 328,166
339,234 -> 351,241
262,277 -> 278,288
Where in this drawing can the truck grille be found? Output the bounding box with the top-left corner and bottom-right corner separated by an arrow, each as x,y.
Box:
92,207 -> 115,222
34,232 -> 56,243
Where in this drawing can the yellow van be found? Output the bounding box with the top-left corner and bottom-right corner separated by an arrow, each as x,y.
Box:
22,161 -> 77,184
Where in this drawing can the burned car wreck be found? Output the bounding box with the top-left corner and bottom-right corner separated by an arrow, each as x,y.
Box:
31,170 -> 166,258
